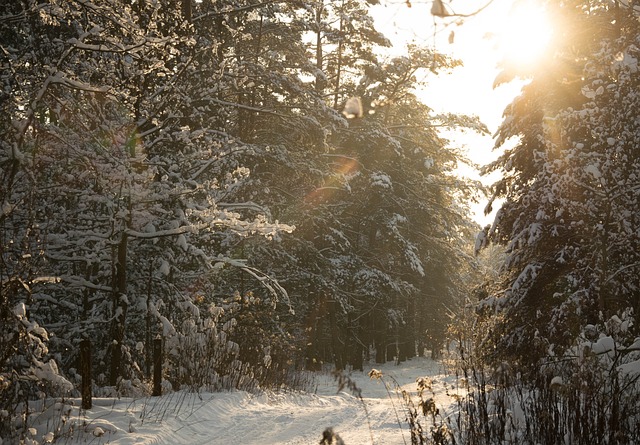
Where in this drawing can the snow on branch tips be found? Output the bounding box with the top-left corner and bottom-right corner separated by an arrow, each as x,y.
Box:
217,258 -> 295,315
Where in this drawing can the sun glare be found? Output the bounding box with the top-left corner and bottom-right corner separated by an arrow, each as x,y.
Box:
495,2 -> 553,69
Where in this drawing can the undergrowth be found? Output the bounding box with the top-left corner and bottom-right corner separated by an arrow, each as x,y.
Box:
326,366 -> 456,445
321,309 -> 640,445
441,309 -> 640,445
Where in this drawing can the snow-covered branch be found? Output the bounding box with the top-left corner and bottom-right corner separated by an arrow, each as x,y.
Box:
217,201 -> 270,214
192,1 -> 276,22
219,258 -> 295,314
61,276 -> 112,292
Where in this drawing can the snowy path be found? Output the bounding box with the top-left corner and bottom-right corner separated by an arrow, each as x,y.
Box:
33,357 -> 455,445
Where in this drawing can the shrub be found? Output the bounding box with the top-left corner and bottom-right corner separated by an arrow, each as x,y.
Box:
446,310 -> 640,445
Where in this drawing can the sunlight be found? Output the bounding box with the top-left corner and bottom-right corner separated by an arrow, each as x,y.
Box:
495,1 -> 553,69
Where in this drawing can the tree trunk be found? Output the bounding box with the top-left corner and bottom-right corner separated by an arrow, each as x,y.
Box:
145,263 -> 153,379
109,225 -> 129,386
152,337 -> 162,396
332,0 -> 345,109
351,342 -> 363,371
314,1 -> 325,94
181,0 -> 192,22
402,297 -> 416,360
80,339 -> 92,409
597,198 -> 611,315
374,312 -> 387,363
329,299 -> 344,370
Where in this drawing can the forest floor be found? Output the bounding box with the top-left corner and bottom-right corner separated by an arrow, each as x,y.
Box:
27,356 -> 461,444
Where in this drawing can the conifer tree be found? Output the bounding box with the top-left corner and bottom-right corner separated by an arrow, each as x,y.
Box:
481,0 -> 640,364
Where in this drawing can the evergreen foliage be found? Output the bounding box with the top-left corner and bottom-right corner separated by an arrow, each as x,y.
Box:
480,0 -> 640,372
1,0 -> 481,440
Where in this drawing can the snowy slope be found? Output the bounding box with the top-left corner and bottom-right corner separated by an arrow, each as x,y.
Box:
24,357 -> 456,445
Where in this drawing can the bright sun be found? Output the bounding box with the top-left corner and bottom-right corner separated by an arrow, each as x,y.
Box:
495,2 -> 553,69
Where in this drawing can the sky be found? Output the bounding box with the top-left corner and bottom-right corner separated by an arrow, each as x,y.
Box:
370,0 -> 538,225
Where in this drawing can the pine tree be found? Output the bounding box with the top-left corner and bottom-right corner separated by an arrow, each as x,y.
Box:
285,42 -> 485,367
481,0 -> 640,364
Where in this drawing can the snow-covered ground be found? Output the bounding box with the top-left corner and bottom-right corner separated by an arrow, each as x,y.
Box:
24,357 -> 459,444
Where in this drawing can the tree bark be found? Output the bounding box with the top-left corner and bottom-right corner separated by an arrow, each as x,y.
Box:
109,222 -> 129,386
332,0 -> 345,109
181,0 -> 192,22
80,339 -> 92,409
314,1 -> 325,94
374,311 -> 387,363
153,337 -> 162,396
329,299 -> 344,370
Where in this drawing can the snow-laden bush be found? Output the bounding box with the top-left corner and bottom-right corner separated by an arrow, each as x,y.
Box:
161,292 -> 306,393
163,300 -> 246,392
447,310 -> 640,445
1,302 -> 73,442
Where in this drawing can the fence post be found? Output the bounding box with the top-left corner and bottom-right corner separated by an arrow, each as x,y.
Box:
152,337 -> 162,396
80,339 -> 92,409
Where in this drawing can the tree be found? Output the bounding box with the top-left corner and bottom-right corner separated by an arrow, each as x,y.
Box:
1,0 -> 296,396
283,42 -> 486,367
480,0 -> 640,365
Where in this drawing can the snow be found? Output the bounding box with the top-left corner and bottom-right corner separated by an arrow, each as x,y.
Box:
550,376 -> 563,389
618,359 -> 640,376
14,302 -> 27,319
158,260 -> 171,276
584,164 -> 601,179
176,234 -> 188,251
370,172 -> 392,189
1,200 -> 13,216
23,357 -> 455,445
343,97 -> 364,119
589,335 -> 615,356
32,359 -> 74,393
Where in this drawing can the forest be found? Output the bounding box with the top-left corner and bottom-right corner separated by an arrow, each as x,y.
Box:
1,0 -> 640,443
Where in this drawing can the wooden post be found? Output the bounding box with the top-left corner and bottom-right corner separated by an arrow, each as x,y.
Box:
80,339 -> 92,409
152,337 -> 162,396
